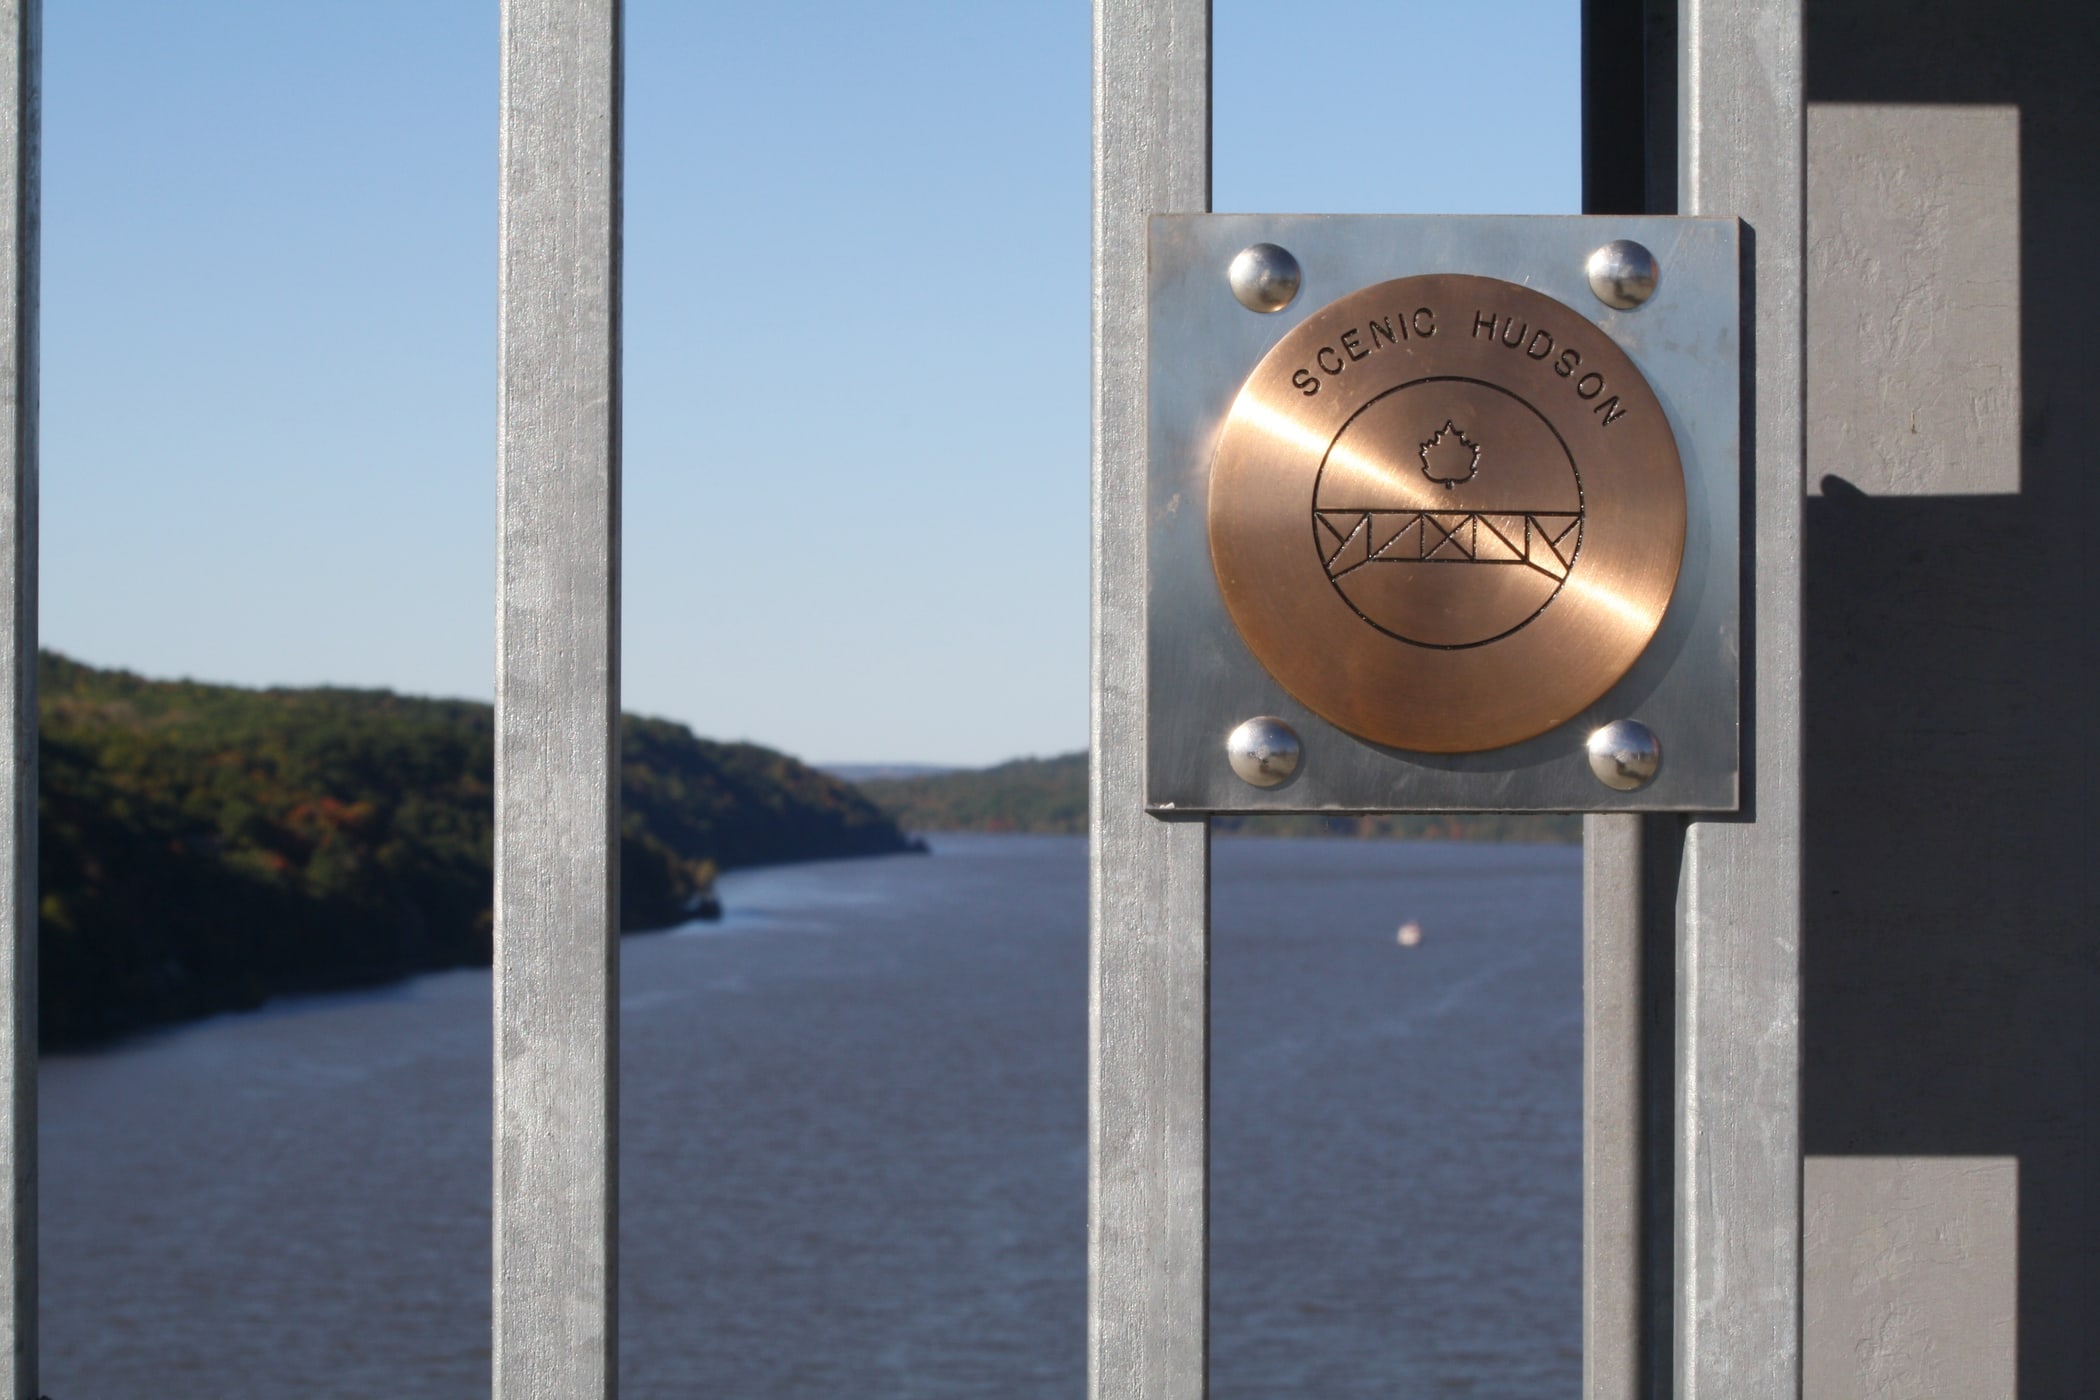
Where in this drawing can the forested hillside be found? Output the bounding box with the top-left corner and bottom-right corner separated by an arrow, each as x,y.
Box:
38,653 -> 914,1046
859,750 -> 1581,843
858,753 -> 1088,833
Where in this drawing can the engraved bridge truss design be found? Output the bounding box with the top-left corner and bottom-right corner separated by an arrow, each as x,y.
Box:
1315,508 -> 1582,582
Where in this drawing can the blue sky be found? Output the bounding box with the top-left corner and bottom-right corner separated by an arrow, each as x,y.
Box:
41,0 -> 1577,767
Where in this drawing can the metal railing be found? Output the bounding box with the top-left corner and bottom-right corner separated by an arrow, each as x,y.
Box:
493,1 -> 622,1394
0,0 -> 1804,1395
0,2 -> 34,1394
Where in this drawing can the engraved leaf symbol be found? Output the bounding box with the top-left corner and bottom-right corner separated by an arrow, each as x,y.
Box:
1418,420 -> 1481,488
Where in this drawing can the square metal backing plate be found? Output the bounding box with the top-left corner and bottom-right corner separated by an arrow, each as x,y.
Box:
1147,214 -> 1740,813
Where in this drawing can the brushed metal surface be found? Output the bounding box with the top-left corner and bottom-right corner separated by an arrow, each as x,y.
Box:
1677,0 -> 1804,1395
1148,214 -> 1740,811
494,2 -> 621,1396
1090,2 -> 1210,1398
0,6 -> 31,1396
1207,273 -> 1686,753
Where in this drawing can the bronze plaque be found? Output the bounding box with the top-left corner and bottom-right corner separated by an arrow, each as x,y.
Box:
1208,273 -> 1686,753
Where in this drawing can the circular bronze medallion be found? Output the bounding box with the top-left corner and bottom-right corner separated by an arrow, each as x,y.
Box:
1208,273 -> 1686,753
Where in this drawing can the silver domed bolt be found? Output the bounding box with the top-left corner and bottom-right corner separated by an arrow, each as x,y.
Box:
1587,718 -> 1661,791
1586,239 -> 1660,310
1228,242 -> 1303,313
1226,716 -> 1303,788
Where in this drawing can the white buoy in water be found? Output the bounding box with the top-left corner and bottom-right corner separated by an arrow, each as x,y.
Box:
1396,921 -> 1423,948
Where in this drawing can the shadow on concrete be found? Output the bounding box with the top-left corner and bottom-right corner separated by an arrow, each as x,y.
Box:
1803,5 -> 2100,1393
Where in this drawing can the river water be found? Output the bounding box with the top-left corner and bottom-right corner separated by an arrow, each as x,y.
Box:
40,833 -> 1581,1397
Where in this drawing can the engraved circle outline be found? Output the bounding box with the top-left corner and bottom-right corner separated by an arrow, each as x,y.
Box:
1204,270 -> 1689,754
1310,374 -> 1586,650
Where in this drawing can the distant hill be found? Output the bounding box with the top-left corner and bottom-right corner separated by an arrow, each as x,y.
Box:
819,763 -> 957,784
38,653 -> 915,1047
860,752 -> 1089,833
859,749 -> 1580,844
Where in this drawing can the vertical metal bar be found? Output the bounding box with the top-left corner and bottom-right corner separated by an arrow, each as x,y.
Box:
494,1 -> 621,1396
1090,2 -> 1209,1397
0,5 -> 30,1398
1581,0 -> 1652,217
1581,8 -> 1676,1391
1638,815 -> 1682,1394
1583,814 -> 1644,1400
1677,0 -> 1803,1394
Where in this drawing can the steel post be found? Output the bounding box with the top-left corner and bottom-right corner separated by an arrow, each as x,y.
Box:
493,1 -> 623,1394
1090,1 -> 1211,1397
1584,814 -> 1646,1399
0,4 -> 31,1397
1675,0 -> 1804,1394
